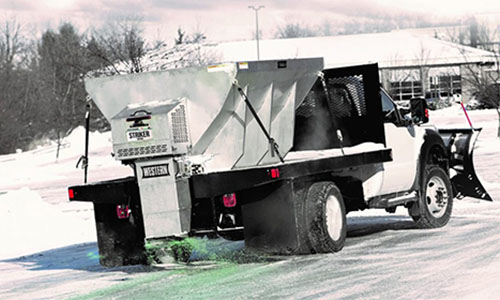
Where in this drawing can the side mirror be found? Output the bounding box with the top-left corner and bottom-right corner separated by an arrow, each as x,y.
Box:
410,97 -> 429,124
399,107 -> 411,116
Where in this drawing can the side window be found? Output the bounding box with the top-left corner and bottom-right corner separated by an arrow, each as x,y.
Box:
380,90 -> 398,123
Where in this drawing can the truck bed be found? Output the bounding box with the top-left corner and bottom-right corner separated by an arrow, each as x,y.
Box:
69,147 -> 392,204
190,146 -> 392,198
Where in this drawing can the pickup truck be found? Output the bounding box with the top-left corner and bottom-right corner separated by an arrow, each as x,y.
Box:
68,59 -> 491,266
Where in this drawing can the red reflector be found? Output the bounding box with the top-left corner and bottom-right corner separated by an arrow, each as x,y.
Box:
117,205 -> 130,219
425,109 -> 429,118
68,189 -> 74,199
223,193 -> 237,208
270,168 -> 280,179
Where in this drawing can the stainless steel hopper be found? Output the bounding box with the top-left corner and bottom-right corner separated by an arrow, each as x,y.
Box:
85,58 -> 324,171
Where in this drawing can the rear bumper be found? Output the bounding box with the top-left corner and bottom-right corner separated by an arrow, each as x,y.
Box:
69,176 -> 139,204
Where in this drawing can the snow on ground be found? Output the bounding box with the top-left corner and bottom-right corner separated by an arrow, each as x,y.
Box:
0,127 -> 132,259
0,188 -> 96,259
0,108 -> 499,299
0,127 -> 132,201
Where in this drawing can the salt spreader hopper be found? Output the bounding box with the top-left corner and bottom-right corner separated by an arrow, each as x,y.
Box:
85,59 -> 324,171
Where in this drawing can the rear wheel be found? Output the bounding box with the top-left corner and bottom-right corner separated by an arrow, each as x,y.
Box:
305,182 -> 347,253
409,166 -> 453,228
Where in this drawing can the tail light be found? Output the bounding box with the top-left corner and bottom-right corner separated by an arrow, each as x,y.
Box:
269,168 -> 280,179
117,205 -> 131,219
222,193 -> 237,208
68,188 -> 75,200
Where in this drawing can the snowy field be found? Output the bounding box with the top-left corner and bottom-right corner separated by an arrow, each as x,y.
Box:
1,107 -> 500,299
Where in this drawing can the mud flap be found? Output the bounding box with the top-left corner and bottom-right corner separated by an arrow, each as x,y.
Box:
240,180 -> 312,254
439,128 -> 492,201
69,177 -> 148,266
93,202 -> 147,267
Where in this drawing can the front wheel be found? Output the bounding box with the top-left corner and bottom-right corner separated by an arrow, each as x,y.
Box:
305,182 -> 347,253
408,166 -> 453,228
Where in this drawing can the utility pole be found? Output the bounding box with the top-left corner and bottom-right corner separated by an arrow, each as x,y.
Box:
248,5 -> 264,60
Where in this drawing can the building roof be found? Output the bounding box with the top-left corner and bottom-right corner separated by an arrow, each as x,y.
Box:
213,31 -> 496,69
90,30 -> 498,78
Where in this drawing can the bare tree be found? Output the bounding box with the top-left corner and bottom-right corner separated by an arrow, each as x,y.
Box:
275,23 -> 318,39
175,27 -> 207,45
446,19 -> 500,136
0,18 -> 37,154
445,18 -> 497,51
0,19 -> 28,71
87,16 -> 147,75
461,54 -> 500,136
416,44 -> 431,98
6,19 -> 150,157
153,28 -> 218,70
175,27 -> 186,45
37,23 -> 90,158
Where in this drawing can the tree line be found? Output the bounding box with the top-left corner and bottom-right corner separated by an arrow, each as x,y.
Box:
0,19 -> 171,155
0,17 -> 220,155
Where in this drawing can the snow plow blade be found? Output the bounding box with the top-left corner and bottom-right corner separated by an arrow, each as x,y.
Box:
439,128 -> 492,201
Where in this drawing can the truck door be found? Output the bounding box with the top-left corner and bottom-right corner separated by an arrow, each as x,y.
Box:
379,90 -> 419,195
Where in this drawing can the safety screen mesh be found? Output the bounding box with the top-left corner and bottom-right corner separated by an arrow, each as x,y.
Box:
325,75 -> 367,118
295,91 -> 318,118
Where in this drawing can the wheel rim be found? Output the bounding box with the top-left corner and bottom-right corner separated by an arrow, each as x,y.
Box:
425,175 -> 449,218
325,194 -> 343,241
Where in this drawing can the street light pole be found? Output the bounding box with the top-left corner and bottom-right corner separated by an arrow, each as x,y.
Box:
248,5 -> 264,60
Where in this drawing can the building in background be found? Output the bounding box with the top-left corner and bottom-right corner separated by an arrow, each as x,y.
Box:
141,30 -> 497,104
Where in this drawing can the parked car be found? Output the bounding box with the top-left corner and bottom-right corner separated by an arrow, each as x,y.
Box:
465,98 -> 486,110
425,91 -> 451,110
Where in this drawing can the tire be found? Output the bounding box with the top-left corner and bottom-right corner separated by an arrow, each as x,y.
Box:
305,181 -> 347,253
409,166 -> 453,228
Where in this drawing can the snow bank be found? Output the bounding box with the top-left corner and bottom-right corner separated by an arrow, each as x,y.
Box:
0,127 -> 128,191
0,127 -> 130,261
62,127 -> 112,157
0,188 -> 96,260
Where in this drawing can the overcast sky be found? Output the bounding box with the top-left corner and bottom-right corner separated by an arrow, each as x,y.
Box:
1,0 -> 500,44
